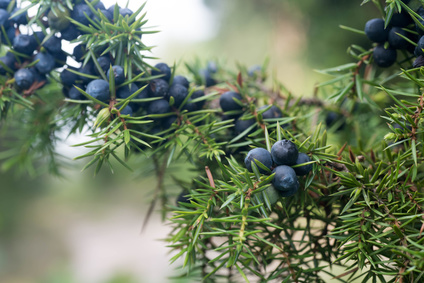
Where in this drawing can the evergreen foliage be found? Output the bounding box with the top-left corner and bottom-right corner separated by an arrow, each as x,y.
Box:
0,0 -> 424,282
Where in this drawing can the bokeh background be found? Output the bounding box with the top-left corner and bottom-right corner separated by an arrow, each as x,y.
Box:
0,1 -> 379,282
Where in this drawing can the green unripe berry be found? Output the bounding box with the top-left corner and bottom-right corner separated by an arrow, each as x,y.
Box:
384,133 -> 396,141
256,186 -> 281,205
48,8 -> 71,31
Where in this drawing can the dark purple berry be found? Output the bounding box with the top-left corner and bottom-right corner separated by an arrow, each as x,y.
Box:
415,18 -> 424,35
107,65 -> 125,85
0,9 -> 9,27
96,56 -> 111,75
97,9 -> 113,22
54,50 -> 67,68
171,75 -> 189,88
0,0 -> 11,10
201,69 -> 216,87
61,24 -> 81,41
161,115 -> 177,129
71,4 -> 94,26
13,34 -> 37,55
28,68 -> 46,84
389,11 -> 412,28
78,62 -> 95,84
271,139 -> 298,166
167,83 -> 188,107
65,84 -> 86,100
373,45 -> 397,68
260,105 -> 283,119
120,105 -> 133,116
418,36 -> 424,55
116,83 -> 138,99
0,52 -> 16,75
130,87 -> 149,111
365,18 -> 389,43
244,147 -> 273,174
293,153 -> 312,176
91,1 -> 105,10
73,44 -> 86,62
206,61 -> 217,73
34,52 -> 56,74
219,91 -> 243,112
413,55 -> 424,68
43,35 -> 62,55
151,62 -> 171,82
235,118 -> 256,135
60,67 -> 79,87
14,68 -> 34,90
86,79 -> 110,102
33,31 -> 45,44
148,79 -> 169,98
248,65 -> 261,77
1,26 -> 15,44
10,8 -> 28,26
107,4 -> 120,14
272,165 -> 299,197
147,99 -> 170,117
119,7 -> 133,18
184,90 -> 205,112
388,27 -> 408,50
176,190 -> 190,205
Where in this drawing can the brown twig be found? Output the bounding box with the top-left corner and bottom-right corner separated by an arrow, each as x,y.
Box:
410,93 -> 424,141
140,153 -> 169,233
205,165 -> 216,188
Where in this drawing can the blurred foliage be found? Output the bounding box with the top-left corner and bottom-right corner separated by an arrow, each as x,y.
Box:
202,0 -> 377,67
0,170 -> 45,236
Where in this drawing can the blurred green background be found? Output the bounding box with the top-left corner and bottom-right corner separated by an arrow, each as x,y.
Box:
0,0 -> 379,282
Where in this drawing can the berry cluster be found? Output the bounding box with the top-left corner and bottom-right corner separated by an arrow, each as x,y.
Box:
244,139 -> 312,198
0,2 -> 56,92
219,90 -> 284,135
143,62 -> 207,134
364,4 -> 424,68
200,61 -> 217,87
68,60 -> 207,121
147,62 -> 206,116
48,1 -> 134,41
42,2 -> 208,120
0,0 -> 140,98
56,2 -> 136,102
0,1 -> 25,44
